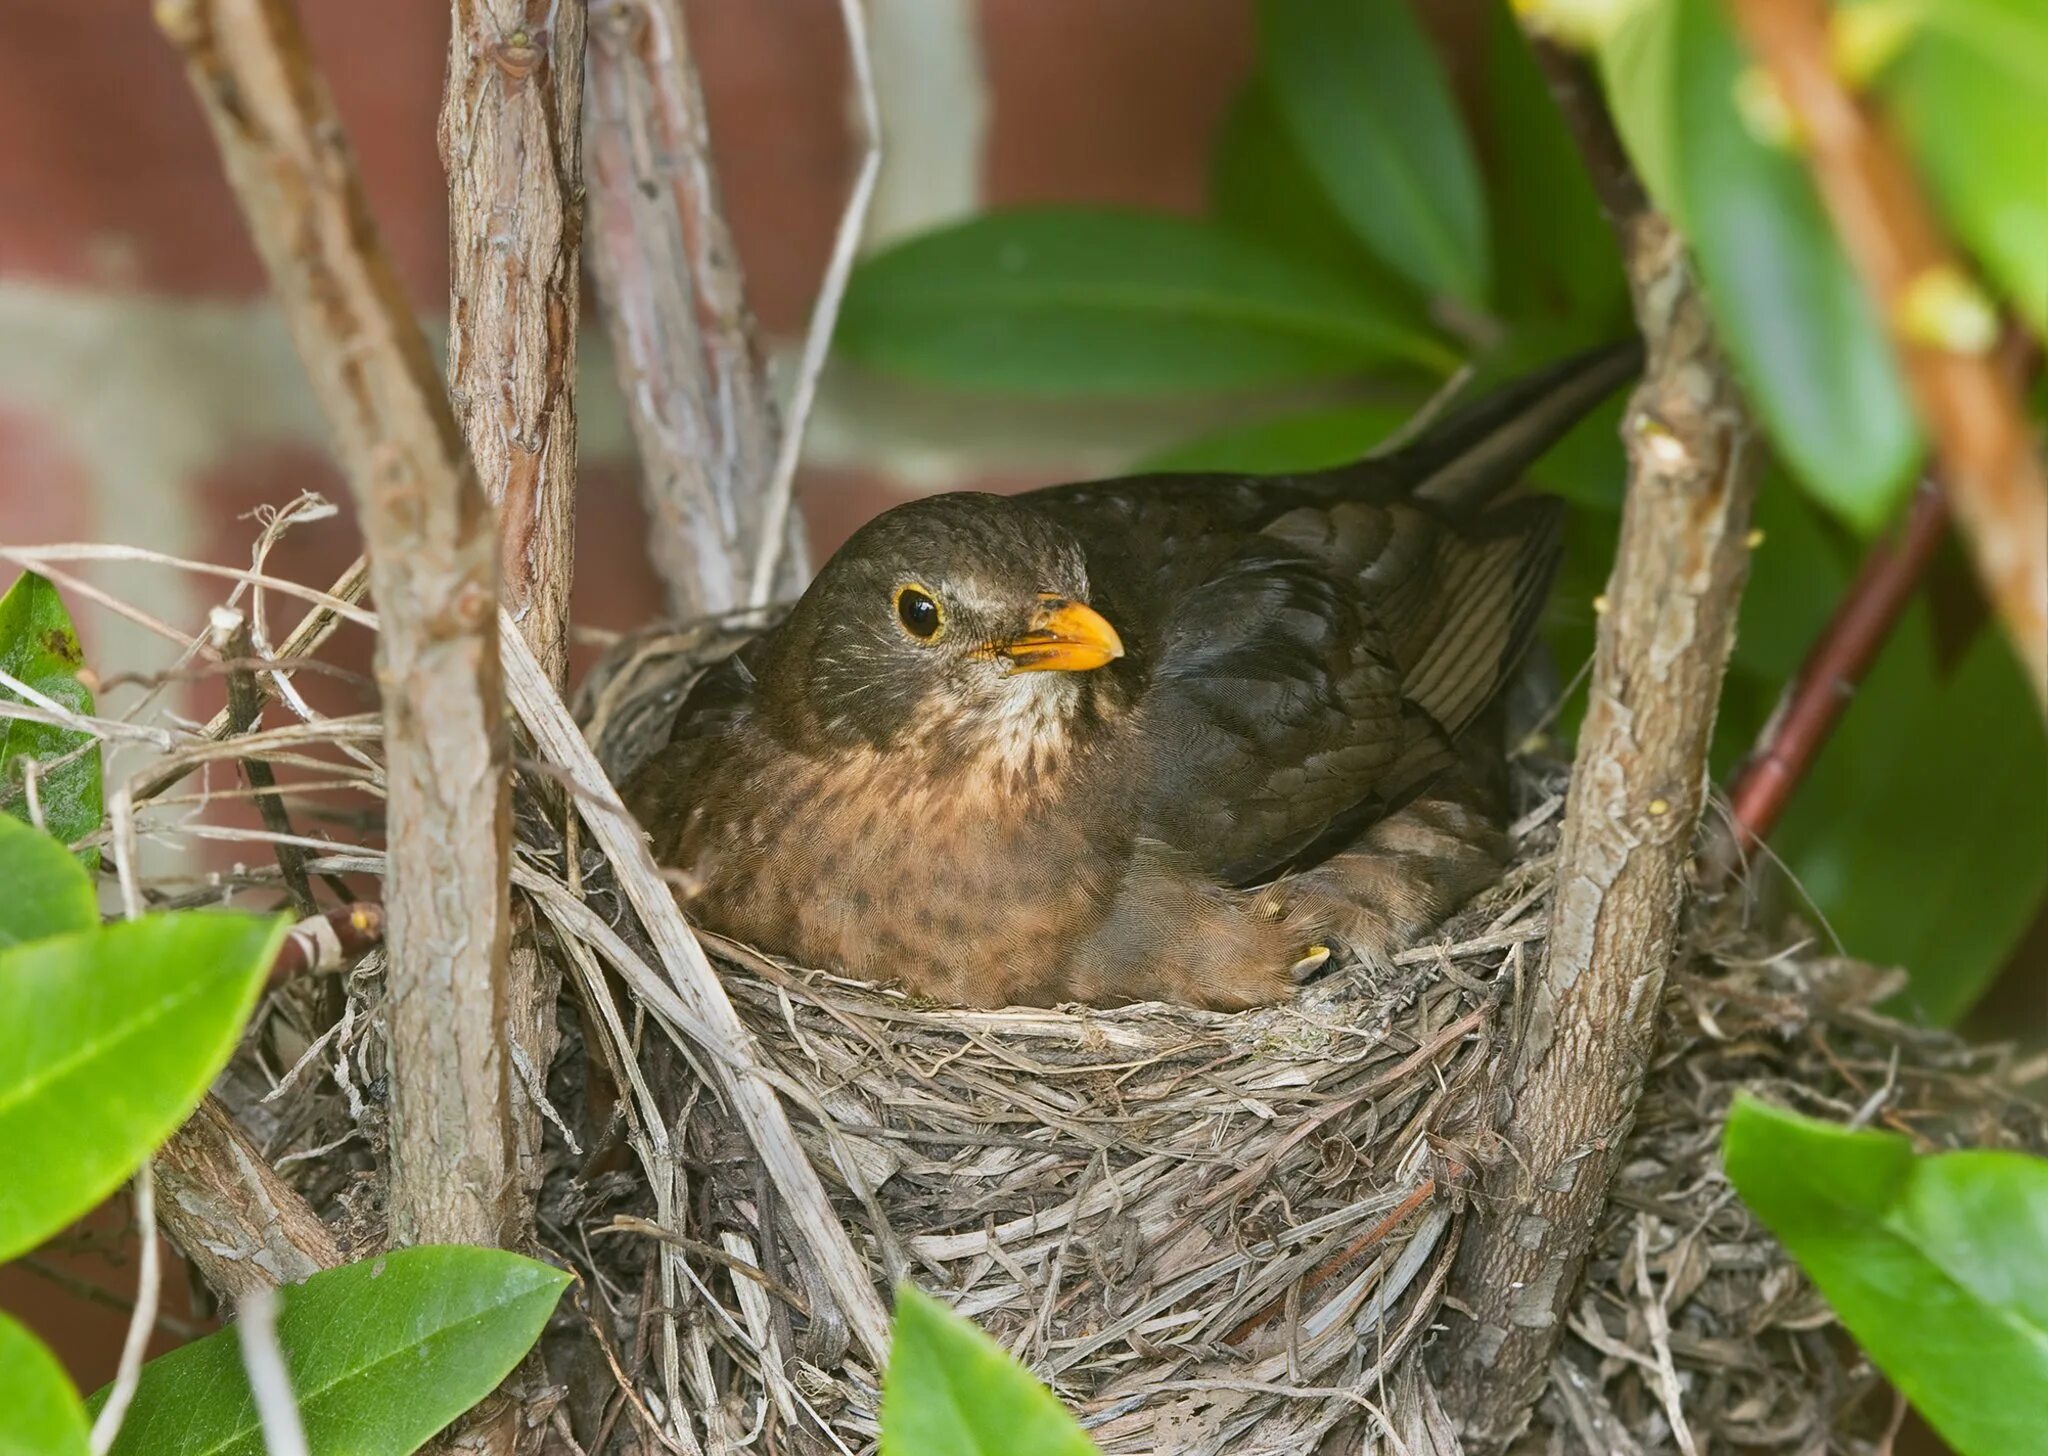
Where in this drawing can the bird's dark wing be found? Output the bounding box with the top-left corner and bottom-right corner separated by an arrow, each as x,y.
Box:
1131,496 -> 1563,887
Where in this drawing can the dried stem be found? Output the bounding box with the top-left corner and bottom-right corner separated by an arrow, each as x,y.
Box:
584,0 -> 802,616
158,0 -> 518,1249
1727,0 -> 2048,709
223,618 -> 318,917
1433,63 -> 1761,1444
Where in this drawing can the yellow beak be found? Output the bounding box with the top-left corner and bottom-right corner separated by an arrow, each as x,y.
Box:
995,596 -> 1125,674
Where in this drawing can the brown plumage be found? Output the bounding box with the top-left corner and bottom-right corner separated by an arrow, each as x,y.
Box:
625,344 -> 1638,1009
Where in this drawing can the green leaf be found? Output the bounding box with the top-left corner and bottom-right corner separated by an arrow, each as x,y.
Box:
0,912 -> 288,1260
1724,1098 -> 2048,1456
0,812 -> 97,950
1479,2 -> 1630,343
1862,0 -> 2048,332
1138,400 -> 1414,474
1210,80 -> 1429,318
1774,616 -> 2048,1024
0,1312 -> 90,1456
880,1286 -> 1099,1456
1258,0 -> 1492,307
1601,0 -> 1923,532
836,209 -> 1453,396
90,1247 -> 571,1456
0,571 -> 102,864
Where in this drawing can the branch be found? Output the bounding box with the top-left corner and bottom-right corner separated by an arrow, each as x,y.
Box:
1432,62 -> 1761,1446
1727,0 -> 2048,710
153,1096 -> 342,1303
584,0 -> 803,617
441,0 -> 587,1236
443,0 -> 584,691
1723,480 -> 1947,854
158,0 -> 518,1249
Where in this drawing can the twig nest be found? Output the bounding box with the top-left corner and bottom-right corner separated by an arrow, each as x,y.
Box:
576,624 -> 2045,1454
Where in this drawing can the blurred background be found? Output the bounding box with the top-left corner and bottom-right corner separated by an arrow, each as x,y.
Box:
1,1 -> 2039,1436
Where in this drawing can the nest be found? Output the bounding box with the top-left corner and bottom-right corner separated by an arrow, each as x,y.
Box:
575,624 -> 2046,1456
29,517 -> 2040,1456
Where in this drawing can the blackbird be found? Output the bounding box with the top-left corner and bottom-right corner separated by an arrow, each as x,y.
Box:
626,343 -> 1638,1009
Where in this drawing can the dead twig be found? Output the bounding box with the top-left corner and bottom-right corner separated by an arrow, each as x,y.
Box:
158,0 -> 519,1248
1727,0 -> 2048,709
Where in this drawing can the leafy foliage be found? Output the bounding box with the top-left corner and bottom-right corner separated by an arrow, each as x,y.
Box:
89,1247 -> 571,1456
1601,0 -> 1921,531
1724,1099 -> 2048,1456
0,812 -> 98,950
0,911 -> 288,1260
1258,0 -> 1490,306
880,1286 -> 1099,1456
0,1312 -> 89,1456
0,571 -> 102,864
836,209 -> 1451,395
1774,611 -> 2048,1024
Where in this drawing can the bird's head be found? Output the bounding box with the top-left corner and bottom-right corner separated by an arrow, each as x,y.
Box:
764,494 -> 1126,754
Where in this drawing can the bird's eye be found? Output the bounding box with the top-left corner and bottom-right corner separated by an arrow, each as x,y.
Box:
893,584 -> 944,642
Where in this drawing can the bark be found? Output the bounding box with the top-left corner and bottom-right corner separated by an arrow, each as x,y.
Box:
441,0 -> 586,1232
153,1097 -> 340,1302
1432,210 -> 1761,1443
159,0 -> 518,1250
1728,0 -> 2048,710
584,0 -> 804,617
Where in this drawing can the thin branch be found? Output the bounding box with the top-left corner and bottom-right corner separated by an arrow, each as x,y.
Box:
1724,479 -> 1947,854
158,0 -> 518,1248
222,615 -> 319,917
584,0 -> 802,616
1727,0 -> 2048,709
747,0 -> 882,608
154,1094 -> 343,1302
1432,58 -> 1761,1446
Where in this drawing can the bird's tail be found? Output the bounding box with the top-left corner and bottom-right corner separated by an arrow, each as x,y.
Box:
1308,337 -> 1643,514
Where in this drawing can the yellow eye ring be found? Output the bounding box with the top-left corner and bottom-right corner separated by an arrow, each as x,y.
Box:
893,583 -> 945,642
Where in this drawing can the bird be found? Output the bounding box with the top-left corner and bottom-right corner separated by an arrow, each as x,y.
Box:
624,343 -> 1638,1010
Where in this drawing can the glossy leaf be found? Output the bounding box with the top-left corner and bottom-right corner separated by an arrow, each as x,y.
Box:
836,209 -> 1452,396
1139,400 -> 1412,474
1863,0 -> 2048,332
1601,0 -> 1922,532
91,1246 -> 571,1456
0,1312 -> 90,1456
1480,2 -> 1629,343
1724,1098 -> 2048,1456
1209,80 -> 1428,323
0,571 -> 101,863
880,1285 -> 1099,1456
0,811 -> 97,950
1774,616 -> 2048,1024
0,912 -> 287,1260
1259,0 -> 1491,306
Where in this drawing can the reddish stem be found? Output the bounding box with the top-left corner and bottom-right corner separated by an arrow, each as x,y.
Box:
1727,482 -> 1949,853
